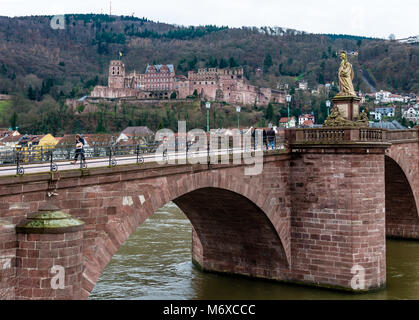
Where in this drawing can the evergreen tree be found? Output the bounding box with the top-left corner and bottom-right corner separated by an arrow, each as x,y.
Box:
27,85 -> 36,100
263,53 -> 273,71
318,73 -> 325,85
206,56 -> 219,68
10,111 -> 17,130
219,58 -> 228,69
188,56 -> 198,70
95,113 -> 106,133
265,103 -> 274,121
0,63 -> 7,75
229,56 -> 238,68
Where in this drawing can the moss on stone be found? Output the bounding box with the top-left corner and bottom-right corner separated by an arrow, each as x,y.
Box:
23,218 -> 84,229
16,206 -> 85,234
30,210 -> 72,220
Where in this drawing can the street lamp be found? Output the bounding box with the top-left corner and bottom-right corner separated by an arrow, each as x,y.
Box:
286,94 -> 292,128
236,106 -> 241,129
205,102 -> 211,132
326,100 -> 331,116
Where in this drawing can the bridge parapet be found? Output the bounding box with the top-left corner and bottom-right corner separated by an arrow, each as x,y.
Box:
286,127 -> 418,145
286,127 -> 386,145
384,128 -> 419,143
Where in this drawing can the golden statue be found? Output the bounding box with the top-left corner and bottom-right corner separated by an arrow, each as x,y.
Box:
337,51 -> 356,97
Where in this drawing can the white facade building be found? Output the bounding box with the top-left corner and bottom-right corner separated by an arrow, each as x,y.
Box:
403,105 -> 419,124
298,114 -> 315,126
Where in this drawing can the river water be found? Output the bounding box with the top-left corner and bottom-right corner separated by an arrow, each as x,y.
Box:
89,202 -> 419,300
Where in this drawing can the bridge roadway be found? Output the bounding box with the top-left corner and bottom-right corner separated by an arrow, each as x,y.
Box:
0,146 -> 273,176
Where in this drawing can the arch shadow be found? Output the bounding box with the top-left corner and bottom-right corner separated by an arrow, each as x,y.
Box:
385,156 -> 419,238
83,185 -> 290,299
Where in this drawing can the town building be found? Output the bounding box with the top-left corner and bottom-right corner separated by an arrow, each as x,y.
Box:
279,116 -> 297,128
0,134 -> 21,150
298,114 -> 315,126
402,105 -> 419,124
375,90 -> 410,104
0,133 -> 58,151
91,60 -> 284,106
298,81 -> 308,91
300,120 -> 315,128
371,106 -> 396,121
116,126 -> 154,144
0,128 -> 20,139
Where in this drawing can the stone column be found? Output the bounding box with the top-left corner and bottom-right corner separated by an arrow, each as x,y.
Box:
0,220 -> 16,300
15,204 -> 84,300
289,144 -> 387,291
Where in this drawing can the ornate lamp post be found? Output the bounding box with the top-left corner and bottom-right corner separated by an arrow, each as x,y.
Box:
326,100 -> 331,116
205,102 -> 211,132
236,106 -> 241,129
286,94 -> 292,128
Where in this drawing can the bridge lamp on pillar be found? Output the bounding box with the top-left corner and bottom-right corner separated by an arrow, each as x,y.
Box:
206,101 -> 211,132
236,106 -> 241,129
326,100 -> 331,116
286,94 -> 292,128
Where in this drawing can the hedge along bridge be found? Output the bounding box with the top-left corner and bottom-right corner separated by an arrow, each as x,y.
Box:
0,127 -> 418,299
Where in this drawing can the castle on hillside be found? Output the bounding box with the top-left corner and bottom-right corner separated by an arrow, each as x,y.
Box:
90,60 -> 284,106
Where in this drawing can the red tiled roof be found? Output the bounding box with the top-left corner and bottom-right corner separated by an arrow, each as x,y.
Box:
121,126 -> 153,136
279,117 -> 294,123
1,135 -> 22,143
300,114 -> 314,119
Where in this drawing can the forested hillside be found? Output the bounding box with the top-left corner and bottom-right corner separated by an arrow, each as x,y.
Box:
0,14 -> 417,134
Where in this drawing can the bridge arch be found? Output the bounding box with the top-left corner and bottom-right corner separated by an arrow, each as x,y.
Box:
385,155 -> 419,239
386,143 -> 419,218
81,169 -> 291,299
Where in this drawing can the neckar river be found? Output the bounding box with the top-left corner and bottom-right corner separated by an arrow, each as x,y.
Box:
90,202 -> 419,300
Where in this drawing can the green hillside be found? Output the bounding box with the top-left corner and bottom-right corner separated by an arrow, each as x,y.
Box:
0,14 -> 417,134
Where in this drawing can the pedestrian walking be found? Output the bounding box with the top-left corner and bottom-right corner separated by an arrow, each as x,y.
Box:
263,129 -> 267,150
71,134 -> 86,165
267,127 -> 276,150
252,127 -> 257,150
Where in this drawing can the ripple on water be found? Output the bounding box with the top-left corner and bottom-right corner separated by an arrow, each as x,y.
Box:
89,203 -> 419,300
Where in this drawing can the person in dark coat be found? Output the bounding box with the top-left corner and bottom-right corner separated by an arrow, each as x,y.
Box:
267,127 -> 276,150
252,127 -> 257,150
263,129 -> 267,150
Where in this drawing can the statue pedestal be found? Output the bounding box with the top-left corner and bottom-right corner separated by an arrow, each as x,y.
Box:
332,96 -> 361,121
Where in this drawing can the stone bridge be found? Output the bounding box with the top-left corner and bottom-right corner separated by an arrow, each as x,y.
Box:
0,127 -> 418,299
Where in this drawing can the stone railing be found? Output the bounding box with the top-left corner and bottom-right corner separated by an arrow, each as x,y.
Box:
384,129 -> 419,142
286,127 -> 419,145
286,127 -> 387,145
359,128 -> 383,141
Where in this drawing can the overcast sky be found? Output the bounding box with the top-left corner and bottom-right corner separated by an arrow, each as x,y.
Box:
0,0 -> 417,39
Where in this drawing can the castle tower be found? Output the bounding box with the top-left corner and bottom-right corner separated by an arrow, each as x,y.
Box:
108,60 -> 126,89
